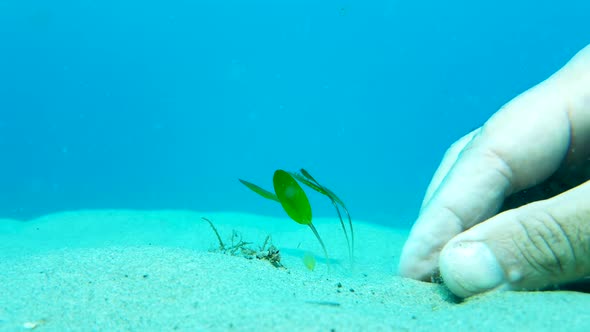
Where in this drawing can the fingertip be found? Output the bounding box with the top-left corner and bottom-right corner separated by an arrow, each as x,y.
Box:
399,209 -> 465,281
439,240 -> 506,298
398,257 -> 436,281
398,240 -> 438,281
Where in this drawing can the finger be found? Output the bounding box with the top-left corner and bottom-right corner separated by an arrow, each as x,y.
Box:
420,128 -> 480,210
399,82 -> 571,280
399,45 -> 590,280
423,43 -> 590,212
440,179 -> 590,298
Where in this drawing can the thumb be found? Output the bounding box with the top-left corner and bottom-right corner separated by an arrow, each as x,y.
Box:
439,180 -> 590,298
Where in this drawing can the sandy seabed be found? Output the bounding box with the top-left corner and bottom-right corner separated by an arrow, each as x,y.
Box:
0,210 -> 588,331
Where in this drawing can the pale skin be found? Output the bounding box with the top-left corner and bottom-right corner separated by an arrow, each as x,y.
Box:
399,44 -> 590,298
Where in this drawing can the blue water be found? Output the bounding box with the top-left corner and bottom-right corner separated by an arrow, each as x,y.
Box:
0,0 -> 588,226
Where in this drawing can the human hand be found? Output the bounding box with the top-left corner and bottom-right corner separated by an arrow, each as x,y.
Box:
399,44 -> 590,298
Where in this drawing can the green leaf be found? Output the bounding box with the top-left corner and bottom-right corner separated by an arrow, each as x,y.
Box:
302,252 -> 316,271
294,168 -> 354,267
239,179 -> 279,202
273,169 -> 312,225
290,171 -> 325,195
298,169 -> 347,208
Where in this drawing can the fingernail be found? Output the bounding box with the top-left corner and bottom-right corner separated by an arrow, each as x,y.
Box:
439,241 -> 505,298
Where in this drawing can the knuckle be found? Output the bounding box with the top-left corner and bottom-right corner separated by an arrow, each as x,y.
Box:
513,210 -> 576,278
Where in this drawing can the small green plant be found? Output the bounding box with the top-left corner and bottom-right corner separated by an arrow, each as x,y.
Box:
302,252 -> 317,271
240,168 -> 354,268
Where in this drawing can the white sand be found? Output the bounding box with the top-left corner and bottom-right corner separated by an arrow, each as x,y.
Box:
0,210 -> 589,331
